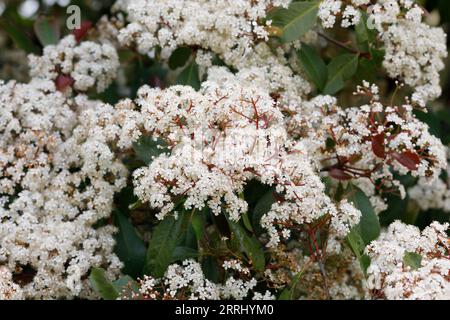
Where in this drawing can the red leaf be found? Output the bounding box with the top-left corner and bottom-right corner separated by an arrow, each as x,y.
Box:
329,168 -> 353,181
73,21 -> 92,42
392,151 -> 421,171
371,132 -> 386,158
55,75 -> 74,91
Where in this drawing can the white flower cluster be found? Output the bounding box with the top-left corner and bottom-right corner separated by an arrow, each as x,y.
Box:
409,147 -> 450,212
114,0 -> 312,110
382,20 -> 447,107
93,67 -> 359,247
366,221 -> 450,300
319,0 -> 448,106
223,259 -> 250,275
117,0 -> 290,66
297,82 -> 446,210
28,35 -> 119,93
0,266 -> 23,300
125,259 -> 273,300
0,37 -> 125,298
368,1 -> 447,106
318,0 -> 367,28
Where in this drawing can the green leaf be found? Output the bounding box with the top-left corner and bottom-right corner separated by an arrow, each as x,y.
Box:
346,184 -> 381,245
252,191 -> 276,234
278,288 -> 292,300
323,54 -> 359,95
356,48 -> 384,83
169,47 -> 192,70
355,12 -> 376,51
145,211 -> 191,277
241,212 -> 253,232
359,254 -> 371,276
202,256 -> 220,283
34,17 -> 60,46
171,246 -> 199,263
176,62 -> 201,90
227,217 -> 265,271
297,43 -> 328,91
132,136 -> 168,165
112,275 -> 139,294
403,252 -> 422,270
114,210 -> 147,278
278,272 -> 302,300
346,227 -> 366,258
89,268 -> 119,300
269,1 -> 320,43
0,16 -> 39,54
346,227 -> 371,276
191,210 -> 205,242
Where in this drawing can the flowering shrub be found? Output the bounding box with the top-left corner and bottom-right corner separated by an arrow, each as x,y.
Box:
0,0 -> 449,300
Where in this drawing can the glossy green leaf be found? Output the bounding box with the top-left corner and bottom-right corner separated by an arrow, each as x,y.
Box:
323,54 -> 359,95
227,218 -> 265,271
34,17 -> 60,46
145,211 -> 191,277
346,184 -> 381,245
114,210 -> 147,278
169,46 -> 192,69
297,43 -> 328,91
176,61 -> 201,90
269,1 -> 320,43
252,191 -> 276,234
89,267 -> 119,300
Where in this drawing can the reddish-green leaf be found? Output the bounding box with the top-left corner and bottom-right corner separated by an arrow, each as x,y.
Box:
329,168 -> 352,181
73,21 -> 92,42
55,75 -> 74,91
392,151 -> 421,171
371,132 -> 385,159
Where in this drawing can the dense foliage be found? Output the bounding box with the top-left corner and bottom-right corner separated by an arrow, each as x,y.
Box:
0,0 -> 449,300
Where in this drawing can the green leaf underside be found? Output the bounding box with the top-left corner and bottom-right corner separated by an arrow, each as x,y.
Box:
269,1 -> 320,43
